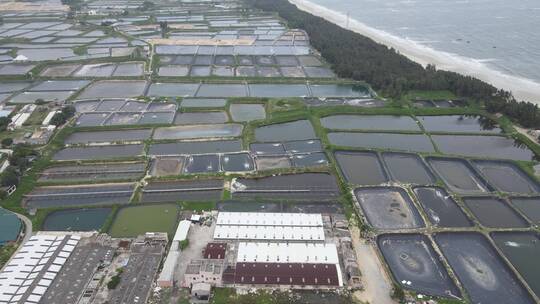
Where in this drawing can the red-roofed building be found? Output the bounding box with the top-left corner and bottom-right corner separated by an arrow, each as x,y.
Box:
203,243 -> 226,259
222,262 -> 340,288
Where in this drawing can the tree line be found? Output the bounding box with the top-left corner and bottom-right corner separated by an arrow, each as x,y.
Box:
247,0 -> 540,128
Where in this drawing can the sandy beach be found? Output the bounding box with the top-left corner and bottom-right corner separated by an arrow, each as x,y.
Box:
289,0 -> 540,104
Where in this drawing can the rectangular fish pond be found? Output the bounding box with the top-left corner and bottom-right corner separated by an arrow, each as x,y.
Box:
472,160 -> 540,194
434,232 -> 535,304
334,151 -> 388,185
42,208 -> 112,232
462,197 -> 529,228
491,232 -> 540,299
381,152 -> 435,185
328,132 -> 435,153
321,115 -> 420,131
426,157 -> 491,194
378,234 -> 461,299
412,187 -> 472,228
109,203 -> 179,238
354,186 -> 424,230
417,115 -> 501,133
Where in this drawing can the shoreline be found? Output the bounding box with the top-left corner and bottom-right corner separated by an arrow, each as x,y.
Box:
288,0 -> 540,104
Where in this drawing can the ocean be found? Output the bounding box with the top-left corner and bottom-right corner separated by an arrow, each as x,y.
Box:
292,0 -> 540,102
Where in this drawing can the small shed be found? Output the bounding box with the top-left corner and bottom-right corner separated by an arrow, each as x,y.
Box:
191,282 -> 211,301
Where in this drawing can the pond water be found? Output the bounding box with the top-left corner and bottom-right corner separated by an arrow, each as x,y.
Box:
463,197 -> 529,228
328,132 -> 435,153
354,187 -> 424,230
148,140 -> 242,155
382,152 -> 435,184
418,115 -> 501,133
229,104 -> 266,122
43,208 -> 112,231
435,232 -> 535,304
321,115 -> 420,131
335,151 -> 388,185
153,124 -> 243,140
432,135 -> 535,161
255,120 -> 316,142
413,187 -> 472,228
0,208 -> 21,244
509,197 -> 540,224
427,157 -> 490,194
174,111 -> 229,124
491,232 -> 540,299
378,234 -> 461,298
472,160 -> 540,194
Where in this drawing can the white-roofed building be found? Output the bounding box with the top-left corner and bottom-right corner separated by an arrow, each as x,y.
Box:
0,234 -> 79,304
236,242 -> 339,265
213,212 -> 325,242
173,220 -> 191,242
216,212 -> 323,227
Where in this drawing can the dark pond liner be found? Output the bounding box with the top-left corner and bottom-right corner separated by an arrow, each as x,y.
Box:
232,173 -> 340,200
250,142 -> 286,155
472,159 -> 540,194
291,152 -> 328,168
462,196 -> 530,228
354,186 -> 425,230
25,183 -> 135,209
141,179 -> 223,203
491,231 -> 540,299
184,154 -> 220,174
425,156 -> 493,194
377,233 -> 461,298
434,232 -> 535,304
412,186 -> 473,228
382,152 -> 435,185
52,144 -> 144,161
509,197 -> 540,224
221,153 -> 254,172
148,140 -> 242,155
335,151 -> 388,185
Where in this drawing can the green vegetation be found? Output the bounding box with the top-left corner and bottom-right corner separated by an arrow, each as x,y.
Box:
107,268 -> 123,289
0,244 -> 17,269
179,239 -> 189,250
211,288 -> 354,304
249,0 -> 540,129
109,203 -> 178,238
50,105 -> 76,127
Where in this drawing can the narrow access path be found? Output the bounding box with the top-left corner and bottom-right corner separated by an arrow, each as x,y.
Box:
351,227 -> 396,304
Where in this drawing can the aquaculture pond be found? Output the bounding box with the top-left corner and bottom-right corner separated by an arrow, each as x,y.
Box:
328,133 -> 435,153
491,232 -> 540,298
153,124 -> 243,140
418,115 -> 501,133
382,152 -> 435,185
432,135 -> 535,161
334,151 -> 388,185
354,187 -> 424,230
174,112 -> 229,124
148,140 -> 242,155
472,160 -> 540,194
321,115 -> 420,131
229,104 -> 266,122
109,204 -> 178,238
42,208 -> 112,232
426,157 -> 490,194
462,197 -> 529,228
413,187 -> 472,227
435,232 -> 535,304
52,144 -> 144,161
509,197 -> 540,224
254,120 -> 316,142
0,208 -> 21,244
378,234 -> 461,298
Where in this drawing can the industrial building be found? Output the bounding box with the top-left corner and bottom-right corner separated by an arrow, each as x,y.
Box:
0,234 -> 80,304
157,220 -> 191,287
213,212 -> 325,241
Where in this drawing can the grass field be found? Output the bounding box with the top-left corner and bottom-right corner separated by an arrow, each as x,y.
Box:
109,203 -> 178,238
